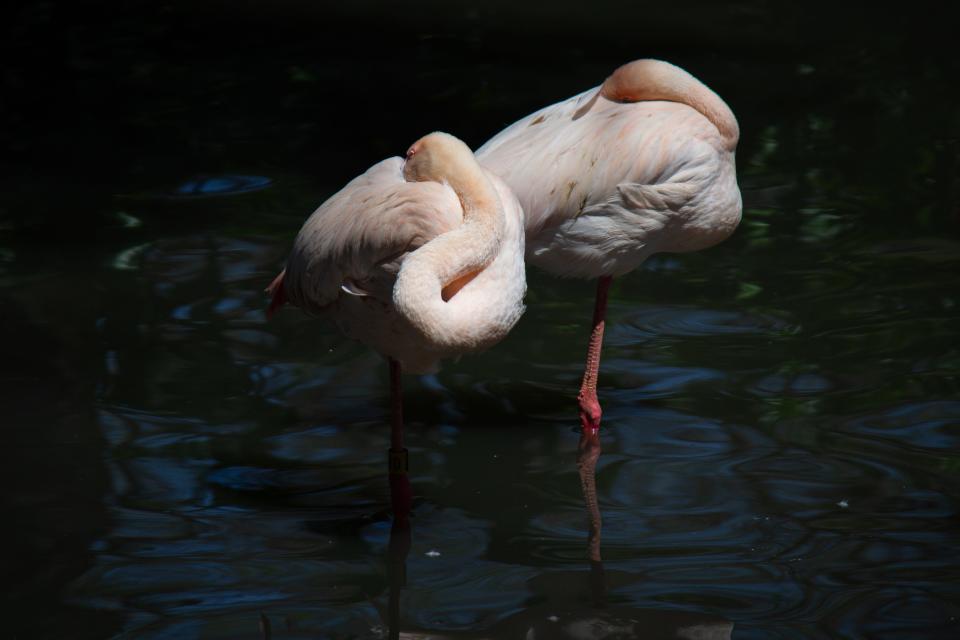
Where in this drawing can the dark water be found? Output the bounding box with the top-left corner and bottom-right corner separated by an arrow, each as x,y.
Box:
2,2 -> 959,638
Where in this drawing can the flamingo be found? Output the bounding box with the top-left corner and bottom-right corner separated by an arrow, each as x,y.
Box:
476,59 -> 741,436
266,132 -> 526,520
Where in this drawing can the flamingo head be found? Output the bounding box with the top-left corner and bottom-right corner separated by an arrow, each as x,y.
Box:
402,132 -> 472,183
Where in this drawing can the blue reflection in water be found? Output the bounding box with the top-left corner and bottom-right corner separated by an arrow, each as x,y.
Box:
171,176 -> 273,198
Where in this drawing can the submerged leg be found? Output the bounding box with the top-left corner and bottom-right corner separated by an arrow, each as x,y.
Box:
578,276 -> 613,435
388,358 -> 412,528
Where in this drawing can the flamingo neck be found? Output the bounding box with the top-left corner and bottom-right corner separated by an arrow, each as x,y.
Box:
600,59 -> 739,152
392,163 -> 508,350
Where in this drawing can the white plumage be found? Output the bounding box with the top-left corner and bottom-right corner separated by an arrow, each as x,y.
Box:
269,132 -> 526,374
477,59 -> 741,279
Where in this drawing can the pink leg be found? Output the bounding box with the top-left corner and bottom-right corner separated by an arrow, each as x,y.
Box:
388,358 -> 412,528
578,276 -> 613,435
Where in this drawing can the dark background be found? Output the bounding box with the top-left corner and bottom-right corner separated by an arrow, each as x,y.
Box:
2,1 -> 958,638
2,1 -> 957,230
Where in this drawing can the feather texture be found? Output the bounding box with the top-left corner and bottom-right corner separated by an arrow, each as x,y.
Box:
477,59 -> 741,278
272,135 -> 526,374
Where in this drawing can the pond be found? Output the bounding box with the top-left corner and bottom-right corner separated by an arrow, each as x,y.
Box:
2,2 -> 958,638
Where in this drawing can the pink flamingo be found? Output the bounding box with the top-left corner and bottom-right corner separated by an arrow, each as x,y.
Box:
267,132 -> 526,520
477,59 -> 741,437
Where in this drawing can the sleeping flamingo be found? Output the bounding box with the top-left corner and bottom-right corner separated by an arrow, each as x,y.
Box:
477,59 -> 741,436
267,132 -> 526,519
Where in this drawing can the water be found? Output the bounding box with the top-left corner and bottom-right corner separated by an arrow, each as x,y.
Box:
2,2 -> 959,638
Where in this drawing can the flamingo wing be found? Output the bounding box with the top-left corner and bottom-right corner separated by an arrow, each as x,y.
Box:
281,157 -> 463,314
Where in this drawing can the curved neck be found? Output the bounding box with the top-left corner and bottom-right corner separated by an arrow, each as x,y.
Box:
444,164 -> 504,269
600,59 -> 739,152
392,164 -> 508,349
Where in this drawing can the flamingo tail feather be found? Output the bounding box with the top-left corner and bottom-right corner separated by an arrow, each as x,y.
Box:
266,269 -> 287,319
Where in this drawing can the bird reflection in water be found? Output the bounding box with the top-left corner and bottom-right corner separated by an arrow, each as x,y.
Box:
386,430 -> 412,640
577,430 -> 605,605
377,430 -> 733,639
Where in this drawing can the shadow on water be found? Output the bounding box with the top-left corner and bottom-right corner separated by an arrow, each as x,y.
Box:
0,303 -> 121,637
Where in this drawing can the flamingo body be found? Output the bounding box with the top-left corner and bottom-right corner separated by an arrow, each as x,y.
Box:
477,59 -> 741,279
270,135 -> 526,374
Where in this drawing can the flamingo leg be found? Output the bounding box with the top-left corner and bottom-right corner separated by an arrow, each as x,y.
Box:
388,358 -> 412,528
389,358 -> 404,451
577,276 -> 613,435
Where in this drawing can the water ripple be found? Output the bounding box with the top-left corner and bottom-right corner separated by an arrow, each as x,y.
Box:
610,304 -> 796,344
